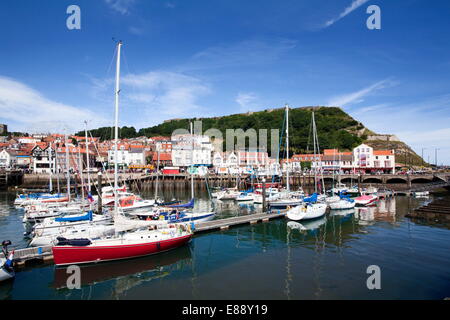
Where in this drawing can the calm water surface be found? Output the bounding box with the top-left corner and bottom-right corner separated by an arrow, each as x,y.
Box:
0,189 -> 449,300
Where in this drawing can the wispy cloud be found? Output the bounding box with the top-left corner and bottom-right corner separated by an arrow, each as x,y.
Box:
129,26 -> 144,35
323,0 -> 370,28
0,76 -> 108,133
236,92 -> 260,112
104,0 -> 136,15
328,79 -> 395,107
165,2 -> 176,9
346,94 -> 450,164
121,71 -> 212,123
184,39 -> 297,71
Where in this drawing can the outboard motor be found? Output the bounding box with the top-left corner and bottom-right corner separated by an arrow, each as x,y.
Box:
2,240 -> 11,257
2,240 -> 14,272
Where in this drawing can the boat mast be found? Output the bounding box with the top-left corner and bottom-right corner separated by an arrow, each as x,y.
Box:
78,146 -> 85,205
190,121 -> 194,200
285,104 -> 290,193
84,120 -> 91,193
312,112 -> 318,194
155,148 -> 160,200
55,142 -> 60,194
114,41 -> 122,218
48,142 -> 53,193
65,133 -> 71,201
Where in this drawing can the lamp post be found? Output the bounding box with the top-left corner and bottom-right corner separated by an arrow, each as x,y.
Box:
421,148 -> 427,167
435,148 -> 440,169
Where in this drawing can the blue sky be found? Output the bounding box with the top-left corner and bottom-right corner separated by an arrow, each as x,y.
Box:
0,0 -> 449,164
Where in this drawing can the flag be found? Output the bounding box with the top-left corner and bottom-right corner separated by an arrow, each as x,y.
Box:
87,192 -> 95,203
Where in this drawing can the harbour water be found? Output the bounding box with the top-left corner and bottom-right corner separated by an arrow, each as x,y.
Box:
0,190 -> 449,300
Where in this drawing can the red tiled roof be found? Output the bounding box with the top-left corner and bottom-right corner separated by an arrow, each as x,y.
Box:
153,153 -> 171,161
373,150 -> 394,156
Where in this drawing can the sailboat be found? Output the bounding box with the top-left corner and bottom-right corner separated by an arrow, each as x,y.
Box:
286,193 -> 327,221
329,193 -> 356,210
269,104 -> 302,210
52,41 -> 193,266
286,111 -> 328,220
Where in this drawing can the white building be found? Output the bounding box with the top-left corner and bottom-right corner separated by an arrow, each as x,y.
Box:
18,137 -> 41,144
352,144 -> 395,173
0,150 -> 18,169
212,151 -> 239,174
107,145 -> 146,167
32,144 -> 56,174
171,134 -> 212,167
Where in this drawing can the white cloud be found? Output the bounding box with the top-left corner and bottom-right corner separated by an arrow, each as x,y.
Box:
121,71 -> 211,120
396,128 -> 450,165
328,79 -> 395,107
104,0 -> 136,15
236,92 -> 259,112
186,39 -> 297,71
165,2 -> 176,9
0,76 -> 108,133
323,0 -> 370,28
346,94 -> 450,164
129,26 -> 144,35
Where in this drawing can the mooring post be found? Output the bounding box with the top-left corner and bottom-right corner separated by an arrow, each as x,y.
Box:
97,172 -> 102,213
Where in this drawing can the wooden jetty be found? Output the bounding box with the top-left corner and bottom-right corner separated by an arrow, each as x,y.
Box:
2,211 -> 288,268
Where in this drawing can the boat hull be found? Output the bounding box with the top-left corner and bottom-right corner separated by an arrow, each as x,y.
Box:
0,268 -> 14,282
268,200 -> 302,210
354,195 -> 378,206
52,234 -> 192,266
286,203 -> 327,221
329,200 -> 356,210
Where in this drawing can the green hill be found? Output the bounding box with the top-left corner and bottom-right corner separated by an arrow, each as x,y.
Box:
77,106 -> 423,164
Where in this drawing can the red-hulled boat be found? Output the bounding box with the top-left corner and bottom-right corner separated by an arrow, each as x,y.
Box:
52,227 -> 192,266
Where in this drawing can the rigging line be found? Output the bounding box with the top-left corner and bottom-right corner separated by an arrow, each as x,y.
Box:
88,130 -> 114,191
306,112 -> 313,153
273,110 -> 286,185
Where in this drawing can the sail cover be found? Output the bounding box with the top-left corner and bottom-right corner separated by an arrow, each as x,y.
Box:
303,193 -> 318,203
113,214 -> 166,232
166,199 -> 194,208
55,211 -> 93,222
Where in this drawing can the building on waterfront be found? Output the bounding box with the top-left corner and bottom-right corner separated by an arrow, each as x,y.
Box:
289,145 -> 395,174
212,151 -> 239,174
0,149 -> 18,169
15,154 -> 32,169
55,146 -> 97,173
31,143 -> 55,174
353,144 -> 395,174
151,152 -> 172,168
320,149 -> 354,173
236,150 -> 270,167
171,134 -> 213,167
107,144 -> 147,168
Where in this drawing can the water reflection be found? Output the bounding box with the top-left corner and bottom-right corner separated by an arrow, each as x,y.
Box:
53,245 -> 192,298
355,199 -> 397,226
